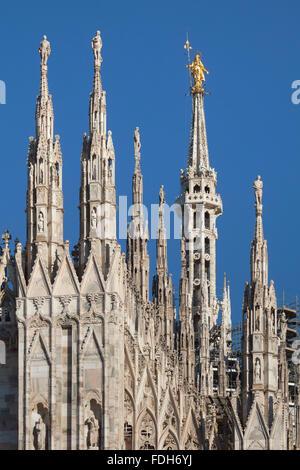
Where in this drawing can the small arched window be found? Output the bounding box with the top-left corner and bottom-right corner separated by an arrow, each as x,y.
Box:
205,212 -> 210,229
39,158 -> 44,184
124,422 -> 133,450
205,260 -> 210,280
0,340 -> 6,365
205,237 -> 210,254
92,155 -> 97,180
205,185 -> 210,194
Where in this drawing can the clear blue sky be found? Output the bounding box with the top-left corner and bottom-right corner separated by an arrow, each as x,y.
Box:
0,0 -> 299,322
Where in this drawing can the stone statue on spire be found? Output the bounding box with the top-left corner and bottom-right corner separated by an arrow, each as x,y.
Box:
39,35 -> 51,66
92,31 -> 103,66
159,185 -> 165,206
134,127 -> 141,155
253,175 -> 263,206
134,127 -> 141,173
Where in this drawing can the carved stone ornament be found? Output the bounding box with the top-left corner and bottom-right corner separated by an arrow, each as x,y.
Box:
59,295 -> 72,315
33,297 -> 45,315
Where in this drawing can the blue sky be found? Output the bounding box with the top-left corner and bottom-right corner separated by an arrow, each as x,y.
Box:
0,0 -> 299,321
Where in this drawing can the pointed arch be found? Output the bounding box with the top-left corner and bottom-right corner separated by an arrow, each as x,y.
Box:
81,328 -> 104,393
244,401 -> 269,450
29,331 -> 51,364
124,389 -> 135,450
160,428 -> 180,450
159,386 -> 180,435
81,326 -> 103,361
181,406 -> 202,450
136,366 -> 158,414
137,408 -> 157,450
124,345 -> 135,393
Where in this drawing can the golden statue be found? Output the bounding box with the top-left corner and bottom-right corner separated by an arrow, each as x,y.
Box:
187,53 -> 209,93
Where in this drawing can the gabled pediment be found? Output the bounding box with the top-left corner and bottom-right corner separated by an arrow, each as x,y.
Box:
29,331 -> 51,364
81,326 -> 103,360
159,386 -> 180,436
81,254 -> 105,294
270,403 -> 284,450
27,257 -> 51,297
230,403 -> 243,448
244,400 -> 269,450
136,366 -> 157,414
53,253 -> 80,296
181,406 -> 202,450
124,345 -> 135,391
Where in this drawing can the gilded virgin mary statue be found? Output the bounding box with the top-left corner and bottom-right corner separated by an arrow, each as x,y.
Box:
187,53 -> 209,93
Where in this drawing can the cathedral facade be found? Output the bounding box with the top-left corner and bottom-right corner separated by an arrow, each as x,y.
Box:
0,31 -> 298,450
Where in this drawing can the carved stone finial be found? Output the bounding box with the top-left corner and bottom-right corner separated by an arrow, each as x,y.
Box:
39,35 -> 51,66
2,230 -> 11,250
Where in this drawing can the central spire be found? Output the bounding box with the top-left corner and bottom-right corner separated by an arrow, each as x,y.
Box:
186,52 -> 210,173
179,45 -> 222,330
188,92 -> 210,172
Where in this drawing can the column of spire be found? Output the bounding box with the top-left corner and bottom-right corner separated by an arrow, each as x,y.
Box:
126,127 -> 149,301
152,187 -> 174,348
179,236 -> 195,385
26,35 -> 64,279
242,176 -> 280,426
78,31 -> 116,278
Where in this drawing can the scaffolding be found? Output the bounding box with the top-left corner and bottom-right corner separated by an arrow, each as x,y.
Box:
231,321 -> 242,357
